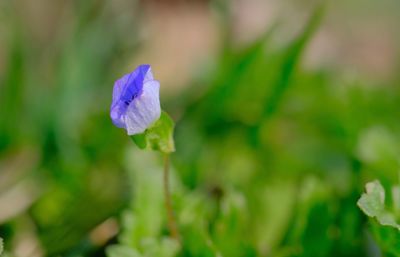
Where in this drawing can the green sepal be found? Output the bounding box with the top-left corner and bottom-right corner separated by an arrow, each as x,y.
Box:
131,133 -> 147,149
130,111 -> 175,153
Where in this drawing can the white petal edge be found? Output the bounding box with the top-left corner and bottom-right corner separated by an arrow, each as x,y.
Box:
124,80 -> 161,135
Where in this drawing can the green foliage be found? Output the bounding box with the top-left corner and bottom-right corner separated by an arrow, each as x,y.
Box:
1,1 -> 400,257
358,180 -> 400,256
131,111 -> 176,154
106,150 -> 180,257
357,180 -> 399,229
260,5 -> 324,122
107,245 -> 141,257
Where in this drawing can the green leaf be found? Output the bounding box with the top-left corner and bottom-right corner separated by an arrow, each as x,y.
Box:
119,151 -> 166,245
357,180 -> 385,217
260,5 -> 324,121
357,180 -> 400,230
140,237 -> 180,257
106,245 -> 142,257
131,111 -> 175,154
0,237 -> 3,255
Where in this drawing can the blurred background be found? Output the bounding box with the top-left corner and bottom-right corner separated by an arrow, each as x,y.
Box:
1,0 -> 400,256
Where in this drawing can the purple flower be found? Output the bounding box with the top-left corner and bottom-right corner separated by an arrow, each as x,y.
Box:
110,64 -> 161,135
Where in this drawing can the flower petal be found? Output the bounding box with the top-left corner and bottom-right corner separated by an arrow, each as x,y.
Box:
124,80 -> 161,135
110,64 -> 154,129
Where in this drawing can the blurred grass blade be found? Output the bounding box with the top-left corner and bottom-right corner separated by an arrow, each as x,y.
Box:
261,5 -> 324,121
192,24 -> 278,126
0,30 -> 25,150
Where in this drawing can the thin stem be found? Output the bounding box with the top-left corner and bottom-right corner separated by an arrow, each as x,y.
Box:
163,154 -> 180,240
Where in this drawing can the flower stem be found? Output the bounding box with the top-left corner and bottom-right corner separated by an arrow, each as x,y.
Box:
163,154 -> 180,240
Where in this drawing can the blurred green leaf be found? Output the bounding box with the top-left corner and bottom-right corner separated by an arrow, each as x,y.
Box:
357,180 -> 400,230
370,224 -> 400,257
120,151 -> 165,246
139,238 -> 180,257
178,192 -> 222,257
106,245 -> 142,257
358,180 -> 400,256
211,189 -> 256,257
357,180 -> 400,254
107,150 -> 181,257
358,180 -> 385,217
356,126 -> 400,180
260,5 -> 324,122
281,176 -> 336,257
0,27 -> 25,150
